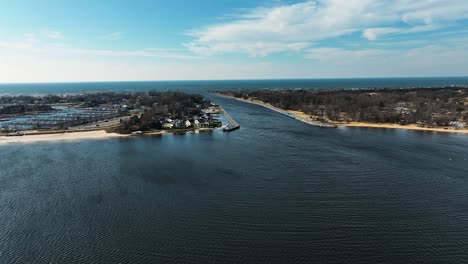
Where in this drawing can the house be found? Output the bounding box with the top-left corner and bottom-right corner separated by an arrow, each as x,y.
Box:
162,123 -> 174,129
131,131 -> 143,136
185,120 -> 191,127
174,120 -> 184,128
193,119 -> 200,127
449,121 -> 466,128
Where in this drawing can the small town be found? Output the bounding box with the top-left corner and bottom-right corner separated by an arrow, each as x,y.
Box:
0,91 -> 237,136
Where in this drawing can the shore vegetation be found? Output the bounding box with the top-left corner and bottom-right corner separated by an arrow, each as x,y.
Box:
217,87 -> 468,133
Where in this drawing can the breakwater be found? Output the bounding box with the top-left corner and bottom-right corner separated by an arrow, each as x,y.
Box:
220,107 -> 240,132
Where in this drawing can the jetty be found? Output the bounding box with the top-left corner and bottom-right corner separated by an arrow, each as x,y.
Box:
220,107 -> 240,132
260,104 -> 336,128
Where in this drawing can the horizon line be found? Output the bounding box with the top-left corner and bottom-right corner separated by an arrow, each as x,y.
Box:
1,76 -> 468,85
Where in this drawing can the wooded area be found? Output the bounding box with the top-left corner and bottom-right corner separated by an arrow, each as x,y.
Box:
111,92 -> 214,134
223,87 -> 468,127
0,104 -> 53,115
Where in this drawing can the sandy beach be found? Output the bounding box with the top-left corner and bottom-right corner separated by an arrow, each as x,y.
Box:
338,122 -> 468,134
0,130 -> 127,145
216,93 -> 468,134
0,127 -> 219,144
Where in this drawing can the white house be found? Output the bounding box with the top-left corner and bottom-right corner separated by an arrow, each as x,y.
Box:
193,119 -> 200,127
185,120 -> 191,127
163,123 -> 174,129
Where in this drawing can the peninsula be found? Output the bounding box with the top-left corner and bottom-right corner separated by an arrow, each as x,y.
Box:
216,87 -> 468,134
0,91 -> 225,143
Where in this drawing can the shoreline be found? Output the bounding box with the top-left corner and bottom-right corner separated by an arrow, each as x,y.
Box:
338,122 -> 468,134
216,93 -> 468,134
0,127 -> 216,144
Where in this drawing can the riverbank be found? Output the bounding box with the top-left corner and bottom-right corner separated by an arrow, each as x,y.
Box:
0,127 -> 217,144
216,93 -> 468,134
338,122 -> 468,134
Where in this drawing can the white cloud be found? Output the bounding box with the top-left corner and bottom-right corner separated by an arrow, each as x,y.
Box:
0,54 -> 278,83
184,41 -> 308,57
187,0 -> 468,56
101,32 -> 123,40
41,29 -> 63,39
1,41 -> 468,83
57,47 -> 201,60
0,34 -> 41,52
0,34 -> 199,60
362,27 -> 401,41
305,42 -> 468,77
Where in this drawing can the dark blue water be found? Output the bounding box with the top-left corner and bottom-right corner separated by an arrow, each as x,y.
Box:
1,79 -> 468,263
1,77 -> 468,95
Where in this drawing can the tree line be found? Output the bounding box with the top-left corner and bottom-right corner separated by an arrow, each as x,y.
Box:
0,104 -> 53,115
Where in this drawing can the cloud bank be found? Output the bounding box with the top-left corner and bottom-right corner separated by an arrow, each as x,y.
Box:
186,0 -> 468,56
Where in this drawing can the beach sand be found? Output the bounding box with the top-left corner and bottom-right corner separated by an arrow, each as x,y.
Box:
0,130 -> 126,145
286,110 -> 334,123
286,111 -> 468,134
0,127 -> 219,145
339,122 -> 468,134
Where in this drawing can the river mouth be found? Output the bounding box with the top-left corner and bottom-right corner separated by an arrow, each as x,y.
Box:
1,94 -> 467,263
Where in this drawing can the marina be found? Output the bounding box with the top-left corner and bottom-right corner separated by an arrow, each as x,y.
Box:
0,106 -> 118,131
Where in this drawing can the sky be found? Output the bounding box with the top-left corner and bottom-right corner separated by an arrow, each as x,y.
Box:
1,0 -> 468,83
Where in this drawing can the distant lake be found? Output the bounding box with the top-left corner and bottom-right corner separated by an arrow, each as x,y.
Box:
1,79 -> 468,263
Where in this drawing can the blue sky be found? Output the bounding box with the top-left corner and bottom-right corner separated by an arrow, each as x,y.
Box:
1,0 -> 468,82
